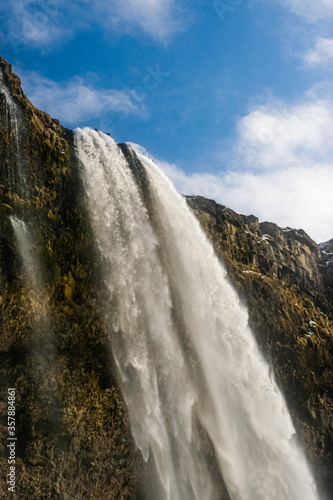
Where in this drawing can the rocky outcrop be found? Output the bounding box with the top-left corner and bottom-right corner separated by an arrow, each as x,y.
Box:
320,239 -> 333,304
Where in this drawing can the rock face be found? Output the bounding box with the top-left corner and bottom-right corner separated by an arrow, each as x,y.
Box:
0,56 -> 332,499
0,56 -> 139,499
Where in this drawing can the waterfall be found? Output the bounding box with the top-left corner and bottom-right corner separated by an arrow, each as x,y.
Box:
10,217 -> 58,400
10,217 -> 42,290
0,71 -> 28,197
75,127 -> 319,500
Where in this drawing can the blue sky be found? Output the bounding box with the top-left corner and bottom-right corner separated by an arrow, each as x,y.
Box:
1,0 -> 333,242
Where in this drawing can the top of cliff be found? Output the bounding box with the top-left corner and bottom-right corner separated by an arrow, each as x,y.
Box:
0,56 -> 65,136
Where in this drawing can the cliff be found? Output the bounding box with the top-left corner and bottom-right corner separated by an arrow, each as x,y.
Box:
0,56 -> 332,499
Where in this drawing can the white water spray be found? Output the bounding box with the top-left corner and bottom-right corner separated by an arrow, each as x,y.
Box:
75,127 -> 319,500
10,217 -> 41,289
10,217 -> 57,396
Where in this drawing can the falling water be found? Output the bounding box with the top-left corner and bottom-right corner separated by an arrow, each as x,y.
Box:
10,217 -> 42,289
10,217 -> 57,399
0,71 -> 28,197
75,127 -> 319,500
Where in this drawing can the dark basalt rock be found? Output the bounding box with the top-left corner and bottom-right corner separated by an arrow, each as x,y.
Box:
320,239 -> 333,305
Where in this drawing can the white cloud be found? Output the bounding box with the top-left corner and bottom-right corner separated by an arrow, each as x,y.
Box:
303,37 -> 333,66
2,0 -> 74,49
233,99 -> 333,170
151,87 -> 333,243
1,0 -> 183,49
268,0 -> 333,22
17,70 -> 144,125
101,0 -> 183,41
